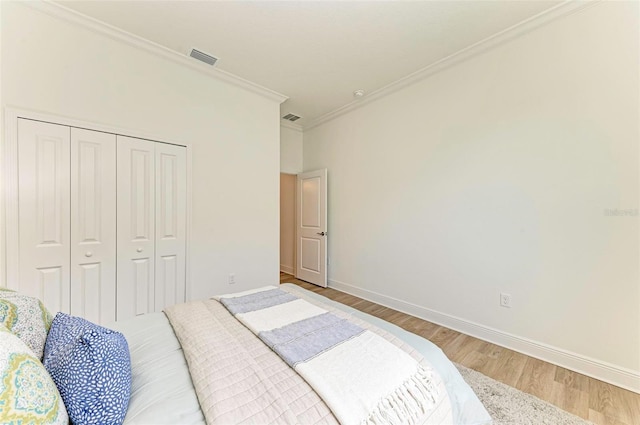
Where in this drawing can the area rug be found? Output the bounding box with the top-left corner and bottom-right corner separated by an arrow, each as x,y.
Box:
456,364 -> 595,425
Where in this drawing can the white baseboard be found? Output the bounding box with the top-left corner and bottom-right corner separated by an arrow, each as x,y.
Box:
280,265 -> 294,275
328,278 -> 640,394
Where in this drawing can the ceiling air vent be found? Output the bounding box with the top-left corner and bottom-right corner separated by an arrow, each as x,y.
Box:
189,48 -> 218,66
282,113 -> 301,122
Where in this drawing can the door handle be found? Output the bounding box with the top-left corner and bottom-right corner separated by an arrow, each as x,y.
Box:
136,247 -> 143,253
317,232 -> 327,236
85,251 -> 93,258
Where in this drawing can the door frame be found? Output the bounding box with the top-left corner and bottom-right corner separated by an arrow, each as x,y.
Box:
2,107 -> 193,299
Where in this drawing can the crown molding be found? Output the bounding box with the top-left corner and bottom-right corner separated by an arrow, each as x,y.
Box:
304,0 -> 599,131
280,120 -> 303,132
23,1 -> 288,104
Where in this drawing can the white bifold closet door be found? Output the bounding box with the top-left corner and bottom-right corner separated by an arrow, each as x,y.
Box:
154,143 -> 187,313
18,119 -> 117,323
18,119 -> 71,315
116,136 -> 186,321
70,128 -> 117,324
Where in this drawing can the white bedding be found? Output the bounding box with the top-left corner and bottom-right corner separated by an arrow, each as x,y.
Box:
113,284 -> 491,425
110,313 -> 205,425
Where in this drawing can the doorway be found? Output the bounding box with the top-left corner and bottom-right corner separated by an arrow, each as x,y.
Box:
280,169 -> 328,287
280,173 -> 296,276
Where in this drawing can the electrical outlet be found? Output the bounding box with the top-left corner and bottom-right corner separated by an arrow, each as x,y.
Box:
228,273 -> 236,284
500,293 -> 512,308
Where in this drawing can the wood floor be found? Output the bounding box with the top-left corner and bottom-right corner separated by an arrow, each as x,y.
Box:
280,273 -> 640,425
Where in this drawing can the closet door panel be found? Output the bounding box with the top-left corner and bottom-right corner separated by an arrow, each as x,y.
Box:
133,258 -> 154,315
157,255 -> 178,309
155,144 -> 187,310
117,136 -> 155,321
38,267 -> 66,315
18,119 -> 71,314
70,128 -> 116,324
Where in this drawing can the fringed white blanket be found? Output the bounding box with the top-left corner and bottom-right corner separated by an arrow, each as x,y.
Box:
217,286 -> 447,425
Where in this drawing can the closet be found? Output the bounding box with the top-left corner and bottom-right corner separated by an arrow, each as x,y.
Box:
14,118 -> 187,324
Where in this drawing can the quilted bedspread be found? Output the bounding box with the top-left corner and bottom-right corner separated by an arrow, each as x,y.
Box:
164,286 -> 453,425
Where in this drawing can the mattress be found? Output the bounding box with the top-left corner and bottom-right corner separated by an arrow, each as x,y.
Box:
112,283 -> 491,425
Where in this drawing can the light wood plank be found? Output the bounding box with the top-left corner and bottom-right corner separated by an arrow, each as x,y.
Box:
550,381 -> 589,419
588,409 -> 628,425
516,357 -> 557,398
488,348 -> 529,388
555,366 -> 590,392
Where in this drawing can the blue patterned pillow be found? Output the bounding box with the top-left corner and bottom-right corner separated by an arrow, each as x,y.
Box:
43,313 -> 131,425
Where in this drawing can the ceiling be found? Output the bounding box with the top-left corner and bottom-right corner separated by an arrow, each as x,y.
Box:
57,0 -> 560,127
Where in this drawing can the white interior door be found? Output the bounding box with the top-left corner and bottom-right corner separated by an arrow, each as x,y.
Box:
17,119 -> 71,314
154,143 -> 187,311
70,128 -> 116,324
116,135 -> 155,320
296,169 -> 328,287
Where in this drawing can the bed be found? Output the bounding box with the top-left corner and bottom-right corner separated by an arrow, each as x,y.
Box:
111,283 -> 491,425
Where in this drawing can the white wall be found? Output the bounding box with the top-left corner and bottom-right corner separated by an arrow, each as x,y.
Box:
280,124 -> 303,174
304,1 -> 639,385
1,2 -> 282,300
